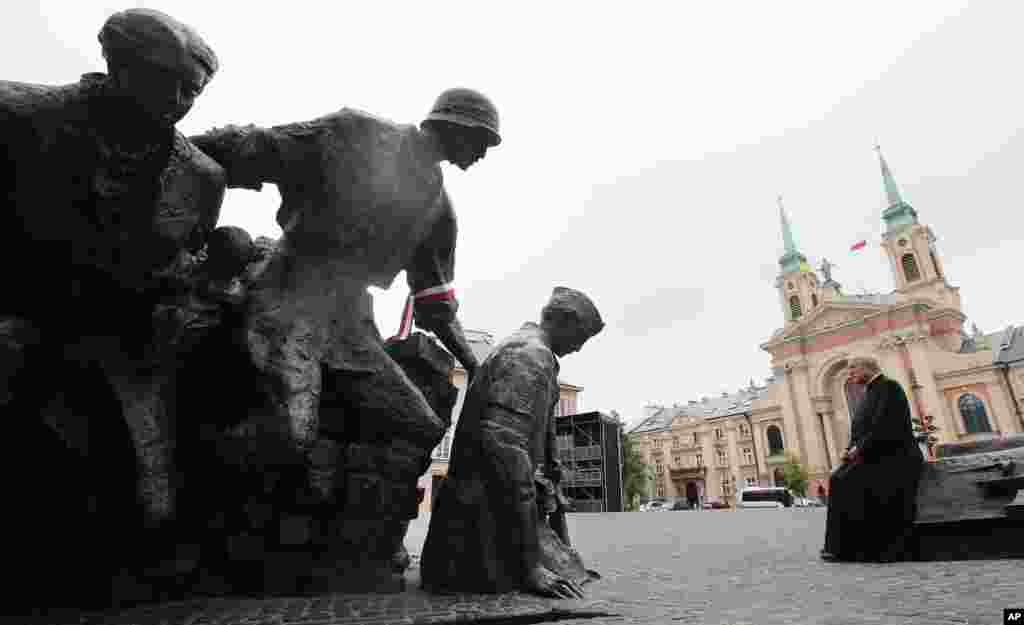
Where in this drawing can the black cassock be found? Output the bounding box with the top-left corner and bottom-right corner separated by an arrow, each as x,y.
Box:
824,374 -> 924,561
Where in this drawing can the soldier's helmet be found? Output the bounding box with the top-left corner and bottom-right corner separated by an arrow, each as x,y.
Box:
425,88 -> 501,147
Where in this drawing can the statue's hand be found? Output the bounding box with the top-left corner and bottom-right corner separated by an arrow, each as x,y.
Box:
525,564 -> 585,600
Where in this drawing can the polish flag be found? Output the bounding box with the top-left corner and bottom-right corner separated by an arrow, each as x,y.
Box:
850,240 -> 867,252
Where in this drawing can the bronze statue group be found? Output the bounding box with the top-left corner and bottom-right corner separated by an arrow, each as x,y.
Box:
0,6 -> 922,613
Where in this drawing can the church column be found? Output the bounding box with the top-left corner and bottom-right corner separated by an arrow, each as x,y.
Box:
784,362 -> 827,473
819,409 -> 838,471
751,420 -> 768,484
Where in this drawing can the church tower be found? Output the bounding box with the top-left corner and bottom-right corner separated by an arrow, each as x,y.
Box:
775,197 -> 821,324
875,147 -> 961,310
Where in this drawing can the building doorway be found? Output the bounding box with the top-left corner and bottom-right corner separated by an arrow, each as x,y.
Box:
773,468 -> 785,487
685,481 -> 700,509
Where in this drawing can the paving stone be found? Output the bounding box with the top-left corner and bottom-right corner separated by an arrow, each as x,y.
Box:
26,509 -> 1024,624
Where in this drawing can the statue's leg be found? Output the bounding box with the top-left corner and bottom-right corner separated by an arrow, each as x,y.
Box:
477,420 -> 540,580
245,308 -> 325,502
331,351 -> 446,569
0,315 -> 42,407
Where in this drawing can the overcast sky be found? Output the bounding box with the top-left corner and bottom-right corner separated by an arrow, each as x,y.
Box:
7,1 -> 1022,427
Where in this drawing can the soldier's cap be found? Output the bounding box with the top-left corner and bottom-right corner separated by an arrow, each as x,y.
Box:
99,8 -> 218,85
544,287 -> 605,337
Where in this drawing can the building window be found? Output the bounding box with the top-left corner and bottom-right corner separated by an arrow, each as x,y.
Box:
695,453 -> 703,467
789,295 -> 802,319
742,447 -> 753,465
811,293 -> 819,307
716,449 -> 727,466
958,393 -> 993,434
672,436 -> 680,449
739,423 -> 749,437
901,253 -> 920,282
766,425 -> 784,456
745,477 -> 757,487
693,432 -> 698,444
715,428 -> 723,440
773,468 -> 785,487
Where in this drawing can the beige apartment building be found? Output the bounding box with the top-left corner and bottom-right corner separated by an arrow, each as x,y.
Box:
630,150 -> 1024,505
416,329 -> 584,514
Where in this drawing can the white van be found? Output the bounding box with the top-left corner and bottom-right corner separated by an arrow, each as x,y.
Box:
738,486 -> 794,509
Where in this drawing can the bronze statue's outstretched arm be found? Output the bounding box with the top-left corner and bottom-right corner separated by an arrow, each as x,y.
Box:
190,124 -> 284,190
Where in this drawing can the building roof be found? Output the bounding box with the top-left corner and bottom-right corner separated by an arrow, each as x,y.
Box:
831,293 -> 902,306
629,383 -> 769,434
994,325 -> 1024,365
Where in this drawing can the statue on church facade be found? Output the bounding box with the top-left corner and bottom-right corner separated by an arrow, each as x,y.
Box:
421,287 -> 604,599
819,258 -> 835,283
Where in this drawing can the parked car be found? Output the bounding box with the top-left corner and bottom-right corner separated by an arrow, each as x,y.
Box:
702,498 -> 730,509
641,499 -> 670,512
737,486 -> 793,509
794,497 -> 825,508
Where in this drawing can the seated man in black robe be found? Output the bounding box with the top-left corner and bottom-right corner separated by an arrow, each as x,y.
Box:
822,357 -> 924,562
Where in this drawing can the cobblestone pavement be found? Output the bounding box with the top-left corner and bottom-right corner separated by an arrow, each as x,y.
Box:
32,509 -> 1023,624
561,508 -> 1022,625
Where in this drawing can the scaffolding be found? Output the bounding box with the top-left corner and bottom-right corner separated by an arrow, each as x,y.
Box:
555,411 -> 623,512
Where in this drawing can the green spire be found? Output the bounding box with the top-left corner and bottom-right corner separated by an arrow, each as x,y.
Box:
777,195 -> 808,273
875,144 -> 918,233
779,195 -> 798,255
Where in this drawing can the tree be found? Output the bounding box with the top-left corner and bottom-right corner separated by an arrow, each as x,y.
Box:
611,411 -> 651,511
780,451 -> 809,497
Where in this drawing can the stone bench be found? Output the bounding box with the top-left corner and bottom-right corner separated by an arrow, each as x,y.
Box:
912,434 -> 1024,561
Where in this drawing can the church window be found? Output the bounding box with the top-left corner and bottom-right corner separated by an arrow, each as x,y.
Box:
766,425 -> 784,456
789,296 -> 802,319
901,253 -> 920,282
958,393 -> 992,434
811,293 -> 818,307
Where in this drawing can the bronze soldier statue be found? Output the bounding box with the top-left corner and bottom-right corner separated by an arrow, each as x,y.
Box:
190,88 -> 499,568
0,7 -> 225,607
421,287 -> 604,599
